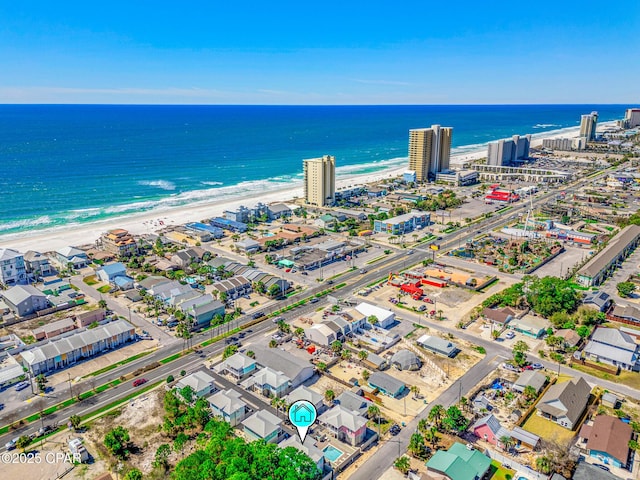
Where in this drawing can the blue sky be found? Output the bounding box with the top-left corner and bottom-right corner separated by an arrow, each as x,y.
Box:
0,1 -> 638,104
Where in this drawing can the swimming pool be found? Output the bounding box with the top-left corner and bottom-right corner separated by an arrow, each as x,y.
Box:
323,445 -> 344,462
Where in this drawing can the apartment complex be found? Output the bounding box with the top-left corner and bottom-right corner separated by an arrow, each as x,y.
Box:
101,229 -> 137,257
408,125 -> 452,182
580,111 -> 598,141
303,155 -> 335,206
625,108 -> 640,128
487,134 -> 532,166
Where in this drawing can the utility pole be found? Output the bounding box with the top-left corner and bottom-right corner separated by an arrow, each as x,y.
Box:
67,372 -> 73,400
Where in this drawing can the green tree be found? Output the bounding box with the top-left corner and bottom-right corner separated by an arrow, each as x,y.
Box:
98,299 -> 108,309
428,404 -> 445,429
523,385 -> 538,402
268,283 -> 282,298
536,456 -> 553,474
153,443 -> 171,470
617,281 -> 636,298
269,339 -> 278,348
324,389 -> 335,402
358,350 -> 369,361
394,456 -> 411,474
512,340 -> 530,367
123,469 -> 143,480
166,375 -> 174,384
367,404 -> 380,421
16,435 -> 31,451
277,320 -> 291,334
442,405 -> 469,433
32,373 -> 46,393
367,315 -> 378,326
331,340 -> 343,353
246,350 -> 255,359
316,362 -> 327,372
408,432 -> 426,458
525,276 -> 580,317
500,435 -> 515,452
362,369 -> 370,381
223,344 -> 238,359
173,432 -> 189,457
69,414 -> 81,431
104,426 -> 131,459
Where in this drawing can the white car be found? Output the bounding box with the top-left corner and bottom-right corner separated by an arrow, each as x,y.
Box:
504,331 -> 515,340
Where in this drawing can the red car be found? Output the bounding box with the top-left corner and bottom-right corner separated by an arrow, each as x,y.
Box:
132,378 -> 147,387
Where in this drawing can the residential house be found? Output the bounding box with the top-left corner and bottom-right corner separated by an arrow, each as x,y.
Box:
184,299 -> 225,330
213,352 -> 257,380
101,229 -> 137,257
1,285 -> 50,317
368,371 -> 405,398
573,462 -> 620,480
578,415 -> 632,468
355,302 -> 395,328
481,307 -> 515,326
267,203 -> 292,220
211,276 -> 252,300
33,317 -> 77,341
207,388 -> 247,426
0,248 -> 27,286
390,350 -> 421,371
286,385 -> 325,413
20,320 -> 136,375
583,291 -> 613,312
537,377 -> 591,429
175,371 -> 217,399
235,239 -> 261,254
510,427 -> 540,451
23,250 -> 52,277
279,437 -> 326,472
583,327 -> 639,371
240,366 -> 291,398
55,246 -> 89,269
426,442 -> 492,480
251,347 -> 315,388
96,262 -> 127,282
136,276 -> 169,291
373,211 -> 430,235
417,334 -> 459,357
472,394 -> 493,414
315,214 -> 337,230
170,247 -> 206,269
556,329 -> 582,349
305,322 -> 340,346
318,405 -> 367,446
335,390 -> 372,416
471,414 -> 511,447
509,314 -> 549,338
362,352 -> 389,371
512,371 -> 547,394
242,410 -> 282,443
609,304 -> 640,325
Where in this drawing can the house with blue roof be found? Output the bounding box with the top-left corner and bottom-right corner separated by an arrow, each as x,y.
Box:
97,263 -> 134,291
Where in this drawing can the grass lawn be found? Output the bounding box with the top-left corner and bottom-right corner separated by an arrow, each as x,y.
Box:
368,417 -> 393,435
521,412 -> 576,445
571,362 -> 640,390
489,460 -> 515,480
83,275 -> 99,286
97,285 -> 111,293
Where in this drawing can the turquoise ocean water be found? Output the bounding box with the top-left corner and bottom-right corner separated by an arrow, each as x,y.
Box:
0,104 -> 624,238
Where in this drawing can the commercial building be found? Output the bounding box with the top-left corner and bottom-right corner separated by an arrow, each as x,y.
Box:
434,169 -> 479,186
580,111 -> 598,141
303,155 -> 335,206
625,108 -> 640,128
408,125 -> 453,182
487,134 -> 532,166
576,225 -> 640,287
0,248 -> 27,286
100,229 -> 137,257
209,217 -> 248,233
373,211 -> 430,235
19,319 -> 136,375
185,222 -> 224,239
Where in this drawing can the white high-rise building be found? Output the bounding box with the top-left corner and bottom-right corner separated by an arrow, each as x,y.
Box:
303,155 -> 335,206
487,134 -> 531,166
625,108 -> 640,128
580,111 -> 598,141
408,125 -> 452,182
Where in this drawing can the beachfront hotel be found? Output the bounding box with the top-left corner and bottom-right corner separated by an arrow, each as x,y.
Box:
303,155 -> 335,206
408,125 -> 452,182
487,134 -> 532,166
580,111 -> 598,141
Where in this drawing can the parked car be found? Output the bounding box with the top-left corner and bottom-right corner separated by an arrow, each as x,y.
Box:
389,424 -> 401,435
15,381 -> 30,392
530,363 -> 544,370
132,378 -> 147,387
501,363 -> 520,372
5,438 -> 18,450
504,331 -> 515,339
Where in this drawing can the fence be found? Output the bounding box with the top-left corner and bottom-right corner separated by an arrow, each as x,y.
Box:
486,449 -> 549,480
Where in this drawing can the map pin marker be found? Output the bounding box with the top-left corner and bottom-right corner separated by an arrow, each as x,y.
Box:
288,399 -> 317,443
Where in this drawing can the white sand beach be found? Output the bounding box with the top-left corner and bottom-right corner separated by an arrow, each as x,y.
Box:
0,121 -> 615,254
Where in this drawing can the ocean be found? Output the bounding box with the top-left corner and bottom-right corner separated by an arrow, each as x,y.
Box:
0,104 -> 624,238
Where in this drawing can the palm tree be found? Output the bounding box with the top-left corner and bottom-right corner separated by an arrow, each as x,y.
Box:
425,426 -> 439,447
428,404 -> 445,430
324,389 -> 335,403
294,327 -> 305,338
246,350 -> 255,359
523,385 -> 538,402
459,396 -> 468,412
410,385 -> 421,399
341,349 -> 352,361
394,456 -> 410,474
418,418 -> 429,435
362,369 -> 370,381
367,404 -> 380,421
408,432 -> 425,458
500,435 -> 514,453
437,309 -> 444,321
367,315 -> 379,326
535,456 -> 552,474
358,350 -> 368,361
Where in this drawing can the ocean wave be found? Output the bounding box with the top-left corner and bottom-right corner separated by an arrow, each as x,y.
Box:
200,181 -> 223,186
336,156 -> 408,176
0,216 -> 53,232
138,180 -> 176,191
533,123 -> 562,129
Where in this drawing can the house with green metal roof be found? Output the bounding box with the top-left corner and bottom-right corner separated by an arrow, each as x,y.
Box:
426,442 -> 491,480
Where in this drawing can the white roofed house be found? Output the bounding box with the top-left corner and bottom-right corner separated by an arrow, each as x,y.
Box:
1,285 -> 50,317
174,371 -> 217,399
583,327 -> 640,371
242,409 -> 283,443
0,248 -> 27,286
251,346 -> 315,388
305,322 -> 340,346
241,366 -> 291,398
23,250 -> 53,277
213,352 -> 257,380
355,302 -> 395,329
286,385 -> 325,413
207,388 -> 247,426
335,390 -> 372,416
55,246 -> 89,269
318,405 -> 368,446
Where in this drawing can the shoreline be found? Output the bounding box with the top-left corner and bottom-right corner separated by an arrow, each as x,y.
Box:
0,121 -> 616,253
